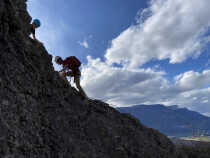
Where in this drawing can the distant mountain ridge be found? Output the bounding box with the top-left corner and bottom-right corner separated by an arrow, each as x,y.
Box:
117,104 -> 210,137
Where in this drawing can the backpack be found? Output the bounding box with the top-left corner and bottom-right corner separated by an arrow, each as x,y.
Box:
65,56 -> 81,70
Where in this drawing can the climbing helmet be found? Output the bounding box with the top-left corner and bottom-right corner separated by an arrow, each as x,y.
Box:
33,19 -> 41,27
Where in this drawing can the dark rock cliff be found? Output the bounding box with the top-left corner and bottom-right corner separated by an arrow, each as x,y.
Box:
0,0 -> 178,157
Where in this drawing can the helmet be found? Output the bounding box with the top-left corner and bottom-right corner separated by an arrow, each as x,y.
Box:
55,56 -> 62,63
33,19 -> 41,27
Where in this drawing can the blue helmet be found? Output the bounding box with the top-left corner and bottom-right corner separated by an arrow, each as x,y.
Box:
33,19 -> 41,27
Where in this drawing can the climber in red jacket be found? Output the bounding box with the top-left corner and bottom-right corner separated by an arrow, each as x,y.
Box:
55,56 -> 87,98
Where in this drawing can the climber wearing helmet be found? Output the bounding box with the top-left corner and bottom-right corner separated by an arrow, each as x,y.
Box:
30,19 -> 43,45
55,56 -> 87,99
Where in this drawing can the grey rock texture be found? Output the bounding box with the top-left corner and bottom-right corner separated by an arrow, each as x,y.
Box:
0,0 -> 178,157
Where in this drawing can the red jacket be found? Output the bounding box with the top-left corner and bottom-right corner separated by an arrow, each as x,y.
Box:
63,57 -> 80,74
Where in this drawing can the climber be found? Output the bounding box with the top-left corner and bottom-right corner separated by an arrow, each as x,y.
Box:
30,19 -> 43,45
55,56 -> 87,98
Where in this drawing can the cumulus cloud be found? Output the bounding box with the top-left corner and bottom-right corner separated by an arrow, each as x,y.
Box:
80,0 -> 210,116
203,112 -> 210,117
166,88 -> 210,116
81,56 -> 210,115
81,56 -> 168,104
174,70 -> 210,91
105,0 -> 210,68
81,57 -> 210,107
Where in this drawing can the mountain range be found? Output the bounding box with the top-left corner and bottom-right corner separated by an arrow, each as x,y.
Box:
117,104 -> 210,137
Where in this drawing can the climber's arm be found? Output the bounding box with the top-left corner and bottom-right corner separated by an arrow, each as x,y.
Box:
59,65 -> 68,73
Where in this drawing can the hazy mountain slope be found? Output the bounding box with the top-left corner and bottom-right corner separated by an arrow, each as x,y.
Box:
118,104 -> 210,137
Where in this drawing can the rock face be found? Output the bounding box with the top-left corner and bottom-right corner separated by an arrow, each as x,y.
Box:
0,0 -> 178,157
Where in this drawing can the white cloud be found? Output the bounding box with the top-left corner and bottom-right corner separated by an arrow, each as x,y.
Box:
78,40 -> 89,49
174,70 -> 210,91
80,0 -> 210,115
105,0 -> 210,68
202,100 -> 208,103
81,56 -> 168,104
203,112 -> 210,117
81,55 -> 210,115
81,56 -> 210,107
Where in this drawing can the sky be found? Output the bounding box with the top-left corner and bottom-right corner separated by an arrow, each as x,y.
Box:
27,0 -> 210,116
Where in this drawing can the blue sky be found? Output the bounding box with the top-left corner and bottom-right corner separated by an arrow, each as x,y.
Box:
27,0 -> 147,62
27,0 -> 210,116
